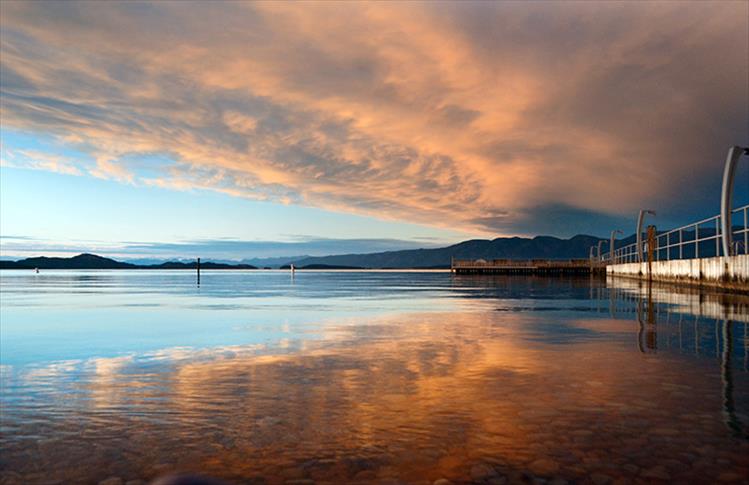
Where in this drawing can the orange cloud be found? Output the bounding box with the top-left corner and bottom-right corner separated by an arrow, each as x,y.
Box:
1,1 -> 746,235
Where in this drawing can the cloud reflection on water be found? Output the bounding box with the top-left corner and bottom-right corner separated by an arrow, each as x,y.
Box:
2,287 -> 748,483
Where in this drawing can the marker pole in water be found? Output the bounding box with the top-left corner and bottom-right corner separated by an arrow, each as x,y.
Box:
197,257 -> 201,285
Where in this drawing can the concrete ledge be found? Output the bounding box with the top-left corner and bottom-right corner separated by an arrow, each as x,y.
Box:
606,255 -> 748,293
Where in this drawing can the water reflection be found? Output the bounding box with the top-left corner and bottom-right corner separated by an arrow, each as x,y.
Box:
722,319 -> 746,440
616,279 -> 749,440
0,272 -> 748,484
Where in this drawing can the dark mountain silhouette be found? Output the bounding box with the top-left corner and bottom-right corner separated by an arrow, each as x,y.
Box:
300,264 -> 365,269
11,253 -> 136,269
285,227 -> 738,268
241,255 -> 311,267
279,263 -> 365,270
150,261 -> 257,270
0,253 -> 257,270
289,234 -> 609,269
6,228 -> 730,270
0,260 -> 34,269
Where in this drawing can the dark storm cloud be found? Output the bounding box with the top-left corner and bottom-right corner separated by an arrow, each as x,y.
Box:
1,0 -> 746,236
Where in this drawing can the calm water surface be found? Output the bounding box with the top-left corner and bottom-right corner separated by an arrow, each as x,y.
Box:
1,270 -> 748,484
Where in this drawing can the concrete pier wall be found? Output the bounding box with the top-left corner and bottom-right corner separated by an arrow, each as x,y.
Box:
605,275 -> 749,322
606,254 -> 748,292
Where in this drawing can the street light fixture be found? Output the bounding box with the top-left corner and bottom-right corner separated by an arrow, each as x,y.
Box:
637,209 -> 656,262
610,230 -> 623,264
597,240 -> 606,262
720,146 -> 749,257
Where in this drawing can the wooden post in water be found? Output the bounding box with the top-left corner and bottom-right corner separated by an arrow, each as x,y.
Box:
197,257 -> 201,285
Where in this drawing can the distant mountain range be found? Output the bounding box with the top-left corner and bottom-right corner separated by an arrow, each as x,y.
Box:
287,234 -> 614,269
1,234 -> 623,270
2,226 -> 733,270
241,255 -> 312,267
0,253 -> 258,270
285,227 -> 732,268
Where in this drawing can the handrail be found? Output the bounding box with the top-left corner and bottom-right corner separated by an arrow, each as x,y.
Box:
600,204 -> 748,264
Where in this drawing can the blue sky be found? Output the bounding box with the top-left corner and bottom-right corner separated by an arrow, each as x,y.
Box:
1,1 -> 747,260
0,130 -> 470,259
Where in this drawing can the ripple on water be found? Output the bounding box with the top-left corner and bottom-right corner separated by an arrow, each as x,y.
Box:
1,272 -> 748,484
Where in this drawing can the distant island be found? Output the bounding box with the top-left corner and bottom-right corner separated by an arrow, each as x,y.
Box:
0,233 -> 628,270
279,263 -> 365,270
0,253 -> 258,270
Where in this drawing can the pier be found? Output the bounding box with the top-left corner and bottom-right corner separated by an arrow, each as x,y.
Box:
452,146 -> 749,292
591,146 -> 749,293
602,147 -> 748,292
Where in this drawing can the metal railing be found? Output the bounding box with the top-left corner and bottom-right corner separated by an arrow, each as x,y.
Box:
603,204 -> 749,264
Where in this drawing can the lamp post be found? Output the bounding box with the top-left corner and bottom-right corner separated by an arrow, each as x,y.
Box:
637,209 -> 656,262
720,146 -> 748,257
597,240 -> 606,262
610,230 -> 623,264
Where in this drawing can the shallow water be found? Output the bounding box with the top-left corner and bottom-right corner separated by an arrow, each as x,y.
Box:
1,270 -> 748,484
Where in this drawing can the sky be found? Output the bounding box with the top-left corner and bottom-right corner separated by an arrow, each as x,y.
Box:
1,1 -> 748,260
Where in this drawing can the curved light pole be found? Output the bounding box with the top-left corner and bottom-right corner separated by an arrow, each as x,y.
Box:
597,240 -> 606,262
637,209 -> 656,262
610,229 -> 623,264
721,146 -> 748,257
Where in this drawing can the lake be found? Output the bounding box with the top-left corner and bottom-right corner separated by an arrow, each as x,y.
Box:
1,270 -> 748,484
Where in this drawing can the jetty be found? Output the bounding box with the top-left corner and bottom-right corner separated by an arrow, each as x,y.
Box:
451,258 -> 593,274
452,146 -> 749,292
602,146 -> 748,292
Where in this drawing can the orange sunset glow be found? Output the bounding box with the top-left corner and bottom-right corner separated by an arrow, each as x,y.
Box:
2,1 -> 746,241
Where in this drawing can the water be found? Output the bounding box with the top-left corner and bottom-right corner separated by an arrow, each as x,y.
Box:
1,270 -> 748,484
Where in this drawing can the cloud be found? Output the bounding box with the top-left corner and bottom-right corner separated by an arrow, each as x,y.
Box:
0,1 -> 747,235
472,204 -> 636,239
0,147 -> 84,176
